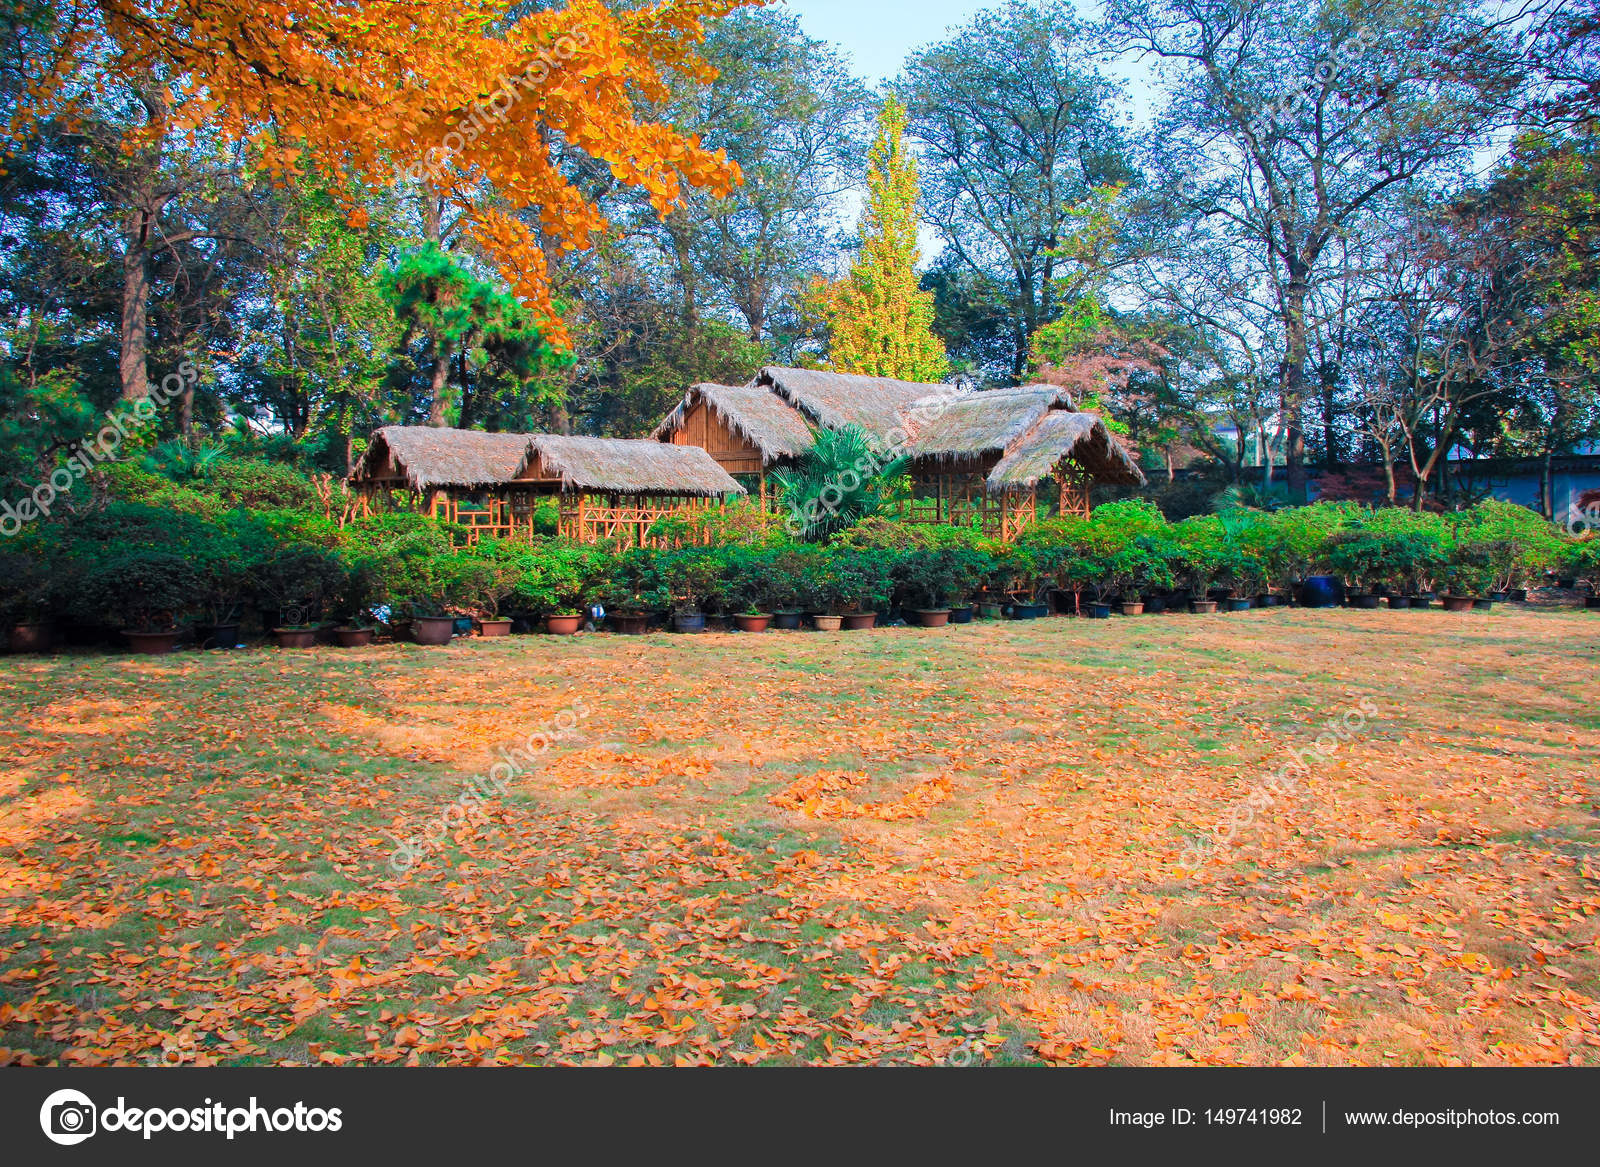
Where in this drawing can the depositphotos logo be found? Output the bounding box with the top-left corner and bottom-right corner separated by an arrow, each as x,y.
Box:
39,1088 -> 343,1144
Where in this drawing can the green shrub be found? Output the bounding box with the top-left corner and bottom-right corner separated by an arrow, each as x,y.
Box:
250,546 -> 349,627
79,550 -> 207,632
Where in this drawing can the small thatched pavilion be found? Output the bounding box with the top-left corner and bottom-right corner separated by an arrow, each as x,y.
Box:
515,435 -> 745,545
350,426 -> 551,540
653,369 -> 1148,539
899,386 -> 1145,539
652,383 -> 817,496
350,427 -> 744,546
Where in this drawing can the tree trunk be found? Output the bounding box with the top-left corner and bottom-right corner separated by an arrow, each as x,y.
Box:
1321,375 -> 1340,470
1540,446 -> 1555,521
1282,281 -> 1310,503
120,217 -> 152,401
426,344 -> 452,427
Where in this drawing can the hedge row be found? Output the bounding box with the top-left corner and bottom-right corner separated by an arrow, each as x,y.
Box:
3,498 -> 1596,636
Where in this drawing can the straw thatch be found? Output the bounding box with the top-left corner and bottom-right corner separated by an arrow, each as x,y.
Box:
902,386 -> 1077,462
526,436 -> 746,498
652,383 -> 816,464
985,412 -> 1147,493
351,426 -> 540,491
754,367 -> 951,439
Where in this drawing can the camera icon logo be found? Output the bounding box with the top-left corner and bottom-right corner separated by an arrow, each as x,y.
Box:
1567,503 -> 1599,537
39,1088 -> 97,1146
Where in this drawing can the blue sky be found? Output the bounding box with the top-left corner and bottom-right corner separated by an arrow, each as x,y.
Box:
776,0 -> 991,82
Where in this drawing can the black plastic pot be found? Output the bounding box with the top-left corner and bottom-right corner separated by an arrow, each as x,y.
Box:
1386,596 -> 1411,610
1142,594 -> 1167,614
1227,598 -> 1253,612
673,612 -> 707,634
1472,598 -> 1495,611
194,622 -> 242,650
1010,602 -> 1049,620
1300,575 -> 1346,609
1586,595 -> 1600,610
772,611 -> 804,631
948,606 -> 974,624
1350,594 -> 1382,610
1086,602 -> 1112,619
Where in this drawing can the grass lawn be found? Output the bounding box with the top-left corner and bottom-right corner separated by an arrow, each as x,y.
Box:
1,606 -> 1597,1066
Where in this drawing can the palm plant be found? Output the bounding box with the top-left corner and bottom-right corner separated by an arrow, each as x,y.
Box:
769,425 -> 908,542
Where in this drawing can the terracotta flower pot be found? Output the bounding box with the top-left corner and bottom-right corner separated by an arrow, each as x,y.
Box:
734,613 -> 773,633
410,616 -> 456,645
841,612 -> 877,631
126,629 -> 182,655
9,621 -> 56,653
544,614 -> 583,636
1190,600 -> 1219,614
476,618 -> 513,638
1442,596 -> 1475,612
912,609 -> 952,628
1120,602 -> 1145,616
812,615 -> 843,632
335,628 -> 375,648
611,613 -> 651,635
272,628 -> 318,649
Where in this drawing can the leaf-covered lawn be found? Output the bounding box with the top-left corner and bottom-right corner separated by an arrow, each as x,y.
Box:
2,607 -> 1597,1066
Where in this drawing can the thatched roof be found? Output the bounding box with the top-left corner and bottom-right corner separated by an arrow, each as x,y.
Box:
902,386 -> 1076,461
754,367 -> 952,439
652,383 -> 816,464
985,412 -> 1148,493
526,436 -> 746,498
351,426 -> 539,490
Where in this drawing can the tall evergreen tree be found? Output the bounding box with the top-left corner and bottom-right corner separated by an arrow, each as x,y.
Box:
820,97 -> 949,382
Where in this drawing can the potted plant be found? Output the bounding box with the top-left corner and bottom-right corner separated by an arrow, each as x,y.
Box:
0,550 -> 57,653
597,548 -> 663,635
651,547 -> 720,633
1325,530 -> 1385,609
1439,537 -> 1498,611
252,546 -> 349,648
1563,541 -> 1600,608
898,548 -> 955,627
835,548 -> 893,630
514,546 -> 594,636
1174,517 -> 1227,613
80,550 -> 205,654
724,547 -> 774,632
766,548 -> 809,630
798,551 -> 845,631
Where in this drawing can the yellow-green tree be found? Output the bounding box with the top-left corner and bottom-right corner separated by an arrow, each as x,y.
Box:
821,97 -> 948,382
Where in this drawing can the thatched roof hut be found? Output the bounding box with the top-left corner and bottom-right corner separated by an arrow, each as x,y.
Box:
520,436 -> 745,498
753,367 -> 951,439
652,383 -> 816,468
902,386 -> 1076,462
352,426 -> 539,491
985,412 -> 1147,492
